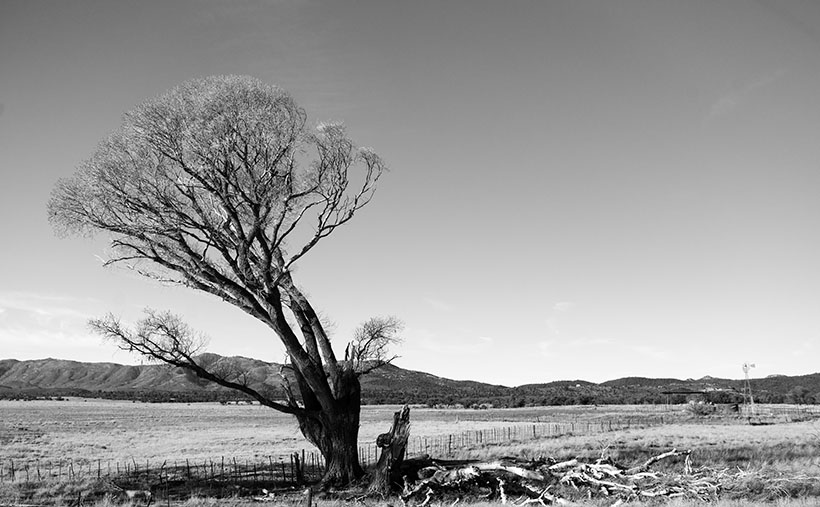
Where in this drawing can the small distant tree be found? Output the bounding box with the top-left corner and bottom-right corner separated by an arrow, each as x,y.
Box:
49,75 -> 400,485
705,391 -> 742,405
686,401 -> 717,417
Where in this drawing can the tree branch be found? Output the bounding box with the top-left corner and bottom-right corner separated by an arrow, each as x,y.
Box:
89,310 -> 304,416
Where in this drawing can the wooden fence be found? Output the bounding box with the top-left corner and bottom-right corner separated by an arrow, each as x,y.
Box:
1,416 -> 658,486
738,404 -> 820,421
0,453 -> 322,487
403,416 -> 656,458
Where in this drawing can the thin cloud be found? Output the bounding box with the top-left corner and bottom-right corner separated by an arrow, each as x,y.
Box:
538,340 -> 554,358
630,345 -> 668,360
791,340 -> 815,357
424,297 -> 454,312
0,293 -> 106,361
409,328 -> 493,355
588,337 -> 613,345
539,336 -> 613,359
546,301 -> 575,336
0,291 -> 100,321
0,325 -> 98,348
708,69 -> 787,118
0,324 -> 117,362
545,318 -> 560,336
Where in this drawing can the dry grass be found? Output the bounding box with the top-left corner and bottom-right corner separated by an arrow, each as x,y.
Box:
456,419 -> 820,467
2,400 -> 819,505
0,400 -> 670,465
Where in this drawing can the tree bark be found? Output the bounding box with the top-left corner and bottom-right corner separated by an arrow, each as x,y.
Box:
296,368 -> 364,487
367,405 -> 411,496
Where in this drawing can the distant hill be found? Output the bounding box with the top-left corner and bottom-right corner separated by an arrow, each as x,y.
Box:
601,377 -> 688,389
0,356 -> 510,405
0,356 -> 817,406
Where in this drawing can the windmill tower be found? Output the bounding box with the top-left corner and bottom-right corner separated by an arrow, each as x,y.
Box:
742,362 -> 755,416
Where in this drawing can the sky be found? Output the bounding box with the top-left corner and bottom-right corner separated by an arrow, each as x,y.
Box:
1,0 -> 820,386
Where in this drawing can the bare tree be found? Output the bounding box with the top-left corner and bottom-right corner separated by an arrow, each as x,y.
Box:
346,316 -> 403,375
49,75 -> 396,485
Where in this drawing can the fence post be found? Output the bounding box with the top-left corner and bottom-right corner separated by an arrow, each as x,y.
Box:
295,452 -> 304,485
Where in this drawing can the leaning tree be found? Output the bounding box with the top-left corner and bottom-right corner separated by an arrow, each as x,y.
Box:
48,75 -> 401,485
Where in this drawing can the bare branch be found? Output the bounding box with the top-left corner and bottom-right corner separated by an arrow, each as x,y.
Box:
89,310 -> 302,415
345,316 -> 404,375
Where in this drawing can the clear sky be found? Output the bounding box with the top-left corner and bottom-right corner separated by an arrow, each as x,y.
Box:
1,0 -> 819,386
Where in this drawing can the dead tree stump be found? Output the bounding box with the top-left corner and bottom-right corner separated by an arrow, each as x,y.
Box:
367,405 -> 411,496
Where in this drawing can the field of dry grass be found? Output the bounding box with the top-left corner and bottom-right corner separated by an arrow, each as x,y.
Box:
453,416 -> 820,466
0,400 -> 670,464
2,399 -> 819,505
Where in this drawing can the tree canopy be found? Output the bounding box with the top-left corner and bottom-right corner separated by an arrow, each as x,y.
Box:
49,75 -> 395,484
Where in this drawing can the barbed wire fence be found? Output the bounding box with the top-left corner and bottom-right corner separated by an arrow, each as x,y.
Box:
0,415 -> 658,488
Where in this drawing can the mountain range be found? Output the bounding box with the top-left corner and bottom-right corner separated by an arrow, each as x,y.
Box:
1,355 -> 818,406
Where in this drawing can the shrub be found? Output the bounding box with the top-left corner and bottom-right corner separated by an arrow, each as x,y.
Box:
687,401 -> 717,417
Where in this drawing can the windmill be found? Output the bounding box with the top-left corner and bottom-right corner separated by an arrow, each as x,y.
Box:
742,362 -> 756,416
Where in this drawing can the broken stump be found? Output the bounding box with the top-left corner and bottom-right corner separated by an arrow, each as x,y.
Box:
367,404 -> 411,495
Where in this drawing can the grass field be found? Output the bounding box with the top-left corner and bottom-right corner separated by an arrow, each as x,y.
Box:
0,399 -> 672,464
1,399 -> 819,505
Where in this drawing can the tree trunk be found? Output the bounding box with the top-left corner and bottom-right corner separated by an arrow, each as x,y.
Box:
320,412 -> 363,486
367,405 -> 410,496
296,368 -> 364,487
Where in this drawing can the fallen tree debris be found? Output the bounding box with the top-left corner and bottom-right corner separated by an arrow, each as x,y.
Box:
397,448 -> 724,505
